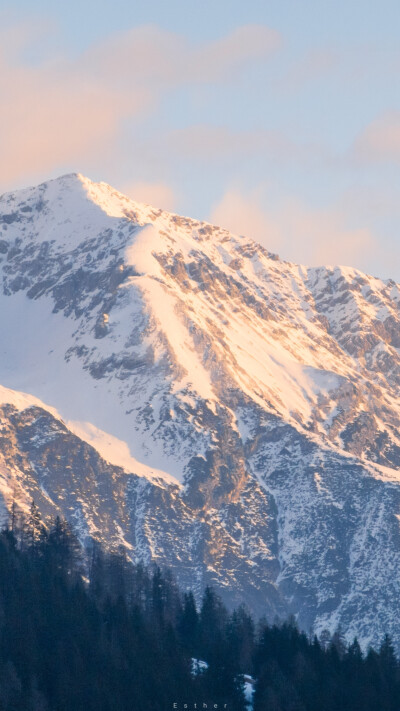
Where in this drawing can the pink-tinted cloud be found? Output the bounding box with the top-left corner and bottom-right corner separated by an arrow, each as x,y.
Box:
164,124 -> 324,166
0,61 -> 148,188
0,21 -> 282,191
0,15 -> 55,61
0,26 -> 150,189
85,24 -> 281,86
353,112 -> 400,164
120,181 -> 177,211
191,24 -> 281,82
282,48 -> 340,90
83,25 -> 183,87
210,188 -> 377,272
210,188 -> 281,245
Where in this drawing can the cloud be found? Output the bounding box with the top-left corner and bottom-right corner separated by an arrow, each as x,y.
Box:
0,21 -> 281,191
161,124 -> 328,171
0,13 -> 57,61
191,24 -> 281,82
85,24 -> 281,86
120,181 -> 177,211
83,25 -> 183,88
282,48 -> 340,90
353,112 -> 400,164
0,61 -> 148,188
209,188 -> 377,272
0,28 -> 150,189
210,188 -> 281,245
166,125 -> 299,162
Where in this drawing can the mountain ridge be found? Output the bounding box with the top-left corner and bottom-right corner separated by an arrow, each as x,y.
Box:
0,173 -> 399,649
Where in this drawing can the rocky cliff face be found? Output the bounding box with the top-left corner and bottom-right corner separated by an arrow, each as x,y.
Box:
0,173 -> 399,649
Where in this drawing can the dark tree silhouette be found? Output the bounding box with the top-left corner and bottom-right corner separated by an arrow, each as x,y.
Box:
0,515 -> 398,711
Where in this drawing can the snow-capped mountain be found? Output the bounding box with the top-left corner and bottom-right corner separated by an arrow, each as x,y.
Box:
0,173 -> 399,649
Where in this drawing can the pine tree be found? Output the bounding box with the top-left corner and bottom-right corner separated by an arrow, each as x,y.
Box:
227,604 -> 255,673
27,500 -> 46,552
178,591 -> 199,655
46,516 -> 81,577
199,586 -> 227,660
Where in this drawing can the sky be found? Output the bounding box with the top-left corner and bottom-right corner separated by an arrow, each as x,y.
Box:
1,1 -> 400,280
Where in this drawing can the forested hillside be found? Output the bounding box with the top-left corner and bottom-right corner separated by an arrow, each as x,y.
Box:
0,508 -> 399,711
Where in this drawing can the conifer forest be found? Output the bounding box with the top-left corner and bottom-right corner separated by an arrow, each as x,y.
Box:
0,507 -> 399,711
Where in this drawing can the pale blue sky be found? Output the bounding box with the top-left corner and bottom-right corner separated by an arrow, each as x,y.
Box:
1,1 -> 400,278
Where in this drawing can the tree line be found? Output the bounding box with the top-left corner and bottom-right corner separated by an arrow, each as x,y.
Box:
0,504 -> 399,710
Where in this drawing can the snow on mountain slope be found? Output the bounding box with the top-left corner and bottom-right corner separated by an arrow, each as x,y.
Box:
1,173 -> 399,476
0,173 -> 400,649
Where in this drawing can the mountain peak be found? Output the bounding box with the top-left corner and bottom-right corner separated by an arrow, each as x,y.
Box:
0,173 -> 399,472
0,173 -> 400,648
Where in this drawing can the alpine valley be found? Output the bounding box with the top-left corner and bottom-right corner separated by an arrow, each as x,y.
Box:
0,173 -> 399,650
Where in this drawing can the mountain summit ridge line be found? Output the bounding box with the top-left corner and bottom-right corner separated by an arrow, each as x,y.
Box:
0,173 -> 399,649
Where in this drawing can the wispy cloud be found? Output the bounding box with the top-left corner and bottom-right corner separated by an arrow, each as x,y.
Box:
0,24 -> 149,189
281,47 -> 340,91
0,21 -> 281,190
151,124 -> 331,179
85,24 -> 281,86
120,181 -> 177,211
210,187 -> 379,273
165,125 -> 308,163
353,111 -> 400,165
